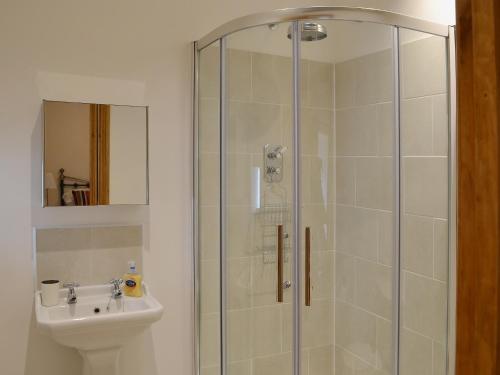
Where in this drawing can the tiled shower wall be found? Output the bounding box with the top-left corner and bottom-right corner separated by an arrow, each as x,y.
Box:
333,33 -> 449,375
399,34 -> 449,375
333,46 -> 394,375
198,32 -> 448,375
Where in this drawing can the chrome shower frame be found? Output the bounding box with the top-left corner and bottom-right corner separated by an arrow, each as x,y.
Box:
193,6 -> 456,375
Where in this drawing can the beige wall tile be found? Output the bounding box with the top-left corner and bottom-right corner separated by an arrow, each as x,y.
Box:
355,157 -> 393,210
199,152 -> 220,206
335,301 -> 377,365
252,52 -> 291,105
252,352 -> 291,375
302,204 -> 334,252
401,35 -> 447,99
336,106 -> 378,156
376,318 -> 392,373
354,359 -> 389,375
307,61 -> 333,108
36,227 -> 91,252
403,272 -> 447,343
91,225 -> 142,249
251,255 -> 280,307
301,108 -> 334,156
228,49 -> 252,101
336,205 -> 378,261
199,98 -> 220,153
200,366 -> 219,375
301,156 -> 312,204
252,305 -> 282,357
400,329 -> 433,375
231,361 -> 251,375
309,156 -> 334,205
227,154 -> 252,205
311,250 -> 334,300
309,345 -> 334,375
354,49 -> 392,106
36,226 -> 142,286
37,249 -> 93,286
228,258 -> 251,309
432,94 -> 449,156
228,309 -> 251,361
227,205 -> 254,257
403,215 -> 434,277
376,102 -> 394,157
336,157 -> 356,205
403,157 -> 448,218
434,219 -> 449,282
355,259 -> 392,320
282,304 -> 293,352
201,259 -> 219,314
200,313 -> 220,367
335,252 -> 355,303
335,346 -> 355,375
401,97 -> 433,156
302,300 -> 333,348
335,61 -> 356,109
433,342 -> 447,375
199,205 -> 219,260
228,102 -> 281,154
90,246 -> 142,283
378,211 -> 393,267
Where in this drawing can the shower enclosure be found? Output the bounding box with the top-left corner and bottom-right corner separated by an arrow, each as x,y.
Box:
194,7 -> 456,375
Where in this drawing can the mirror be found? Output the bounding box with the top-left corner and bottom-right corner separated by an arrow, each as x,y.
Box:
43,101 -> 148,206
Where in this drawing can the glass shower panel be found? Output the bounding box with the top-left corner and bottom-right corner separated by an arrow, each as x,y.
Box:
399,29 -> 449,375
299,20 -> 395,375
224,22 -> 294,375
198,41 -> 221,375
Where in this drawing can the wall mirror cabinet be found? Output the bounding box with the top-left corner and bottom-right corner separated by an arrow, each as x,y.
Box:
43,100 -> 148,206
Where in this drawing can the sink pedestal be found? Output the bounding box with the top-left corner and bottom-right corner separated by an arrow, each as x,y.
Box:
80,347 -> 121,375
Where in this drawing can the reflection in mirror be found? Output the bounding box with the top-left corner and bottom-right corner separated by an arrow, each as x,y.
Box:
43,101 -> 148,206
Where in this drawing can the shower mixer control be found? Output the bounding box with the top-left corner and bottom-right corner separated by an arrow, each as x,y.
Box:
264,144 -> 286,183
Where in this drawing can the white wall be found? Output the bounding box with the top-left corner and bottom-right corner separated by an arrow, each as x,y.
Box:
0,1 -> 454,375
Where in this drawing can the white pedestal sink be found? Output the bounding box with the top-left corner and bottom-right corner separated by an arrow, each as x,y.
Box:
35,283 -> 163,375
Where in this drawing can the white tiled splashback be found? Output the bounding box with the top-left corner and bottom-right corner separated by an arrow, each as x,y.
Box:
35,225 -> 143,287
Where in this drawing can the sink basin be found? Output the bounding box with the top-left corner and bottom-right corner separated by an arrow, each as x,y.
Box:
35,283 -> 163,375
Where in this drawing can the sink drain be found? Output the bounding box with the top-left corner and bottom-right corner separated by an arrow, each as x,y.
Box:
94,307 -> 100,314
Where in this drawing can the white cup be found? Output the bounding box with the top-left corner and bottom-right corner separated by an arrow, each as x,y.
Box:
41,280 -> 60,307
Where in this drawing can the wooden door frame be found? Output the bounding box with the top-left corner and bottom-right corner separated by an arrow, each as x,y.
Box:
97,104 -> 110,205
455,0 -> 500,373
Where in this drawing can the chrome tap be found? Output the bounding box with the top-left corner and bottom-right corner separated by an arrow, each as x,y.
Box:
63,282 -> 79,304
110,279 -> 123,299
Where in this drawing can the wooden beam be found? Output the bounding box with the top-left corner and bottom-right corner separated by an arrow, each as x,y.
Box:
456,0 -> 500,373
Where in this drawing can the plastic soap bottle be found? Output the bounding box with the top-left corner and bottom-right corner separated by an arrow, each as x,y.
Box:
123,260 -> 143,297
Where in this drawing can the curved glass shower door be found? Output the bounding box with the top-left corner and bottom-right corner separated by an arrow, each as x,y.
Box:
298,20 -> 395,375
224,22 -> 295,375
196,9 -> 454,375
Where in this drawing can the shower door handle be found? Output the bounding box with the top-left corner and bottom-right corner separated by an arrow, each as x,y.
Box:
277,224 -> 284,303
305,227 -> 311,306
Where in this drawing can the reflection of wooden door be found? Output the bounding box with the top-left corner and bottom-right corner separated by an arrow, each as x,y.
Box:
98,105 -> 110,205
89,105 -> 98,205
89,104 -> 110,205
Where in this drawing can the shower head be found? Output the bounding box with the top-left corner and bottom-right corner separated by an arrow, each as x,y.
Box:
287,22 -> 327,41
